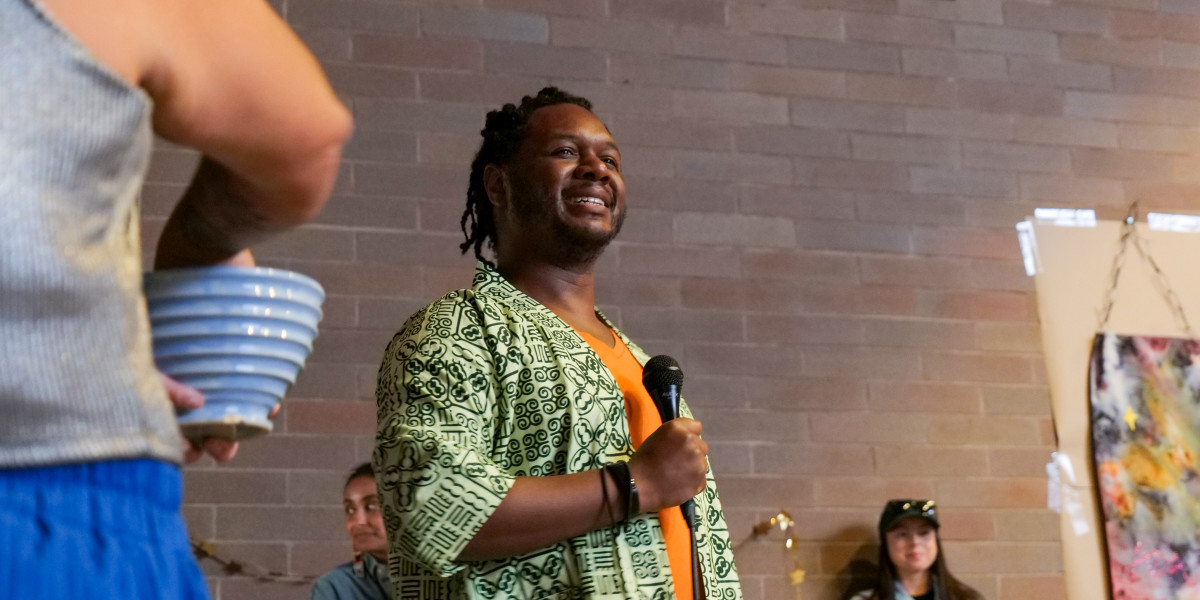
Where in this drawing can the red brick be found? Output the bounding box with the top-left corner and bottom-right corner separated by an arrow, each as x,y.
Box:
352,34 -> 482,70
962,141 -> 1071,174
746,314 -> 864,345
1013,116 -> 1118,148
803,348 -> 923,379
288,261 -> 424,298
286,469 -> 351,505
792,98 -> 906,133
1060,33 -> 1162,68
975,322 -> 1041,353
868,381 -> 983,414
788,39 -> 901,74
1008,57 -> 1114,91
611,54 -> 730,91
685,343 -> 805,377
551,82 -> 674,118
418,71 -> 544,105
322,63 -> 417,98
1115,66 -> 1200,98
911,167 -> 1019,198
676,213 -> 797,247
285,399 -> 376,434
311,195 -> 419,230
730,64 -> 846,98
754,444 -> 876,477
796,158 -> 911,191
991,448 -> 1057,478
905,108 -> 1013,140
1003,1 -> 1108,33
860,255 -> 970,287
287,0 -> 419,33
863,317 -> 976,349
217,506 -> 344,542
416,132 -> 477,166
846,73 -> 957,107
801,283 -> 919,316
739,185 -> 856,220
846,13 -> 955,47
912,226 -> 1021,260
1119,122 -> 1200,152
729,5 -> 842,38
483,41 -> 606,79
619,244 -> 742,277
795,219 -> 912,253
292,541 -> 354,577
997,575 -> 1067,600
735,125 -> 850,158
595,274 -> 683,307
965,259 -> 1034,293
746,376 -> 868,412
955,24 -> 1058,58
551,17 -> 672,54
420,6 -> 548,43
674,27 -> 789,65
227,435 -> 358,471
624,177 -> 738,212
937,478 -> 1048,508
1164,39 -> 1200,68
902,48 -> 1008,81
814,478 -> 935,508
813,413 -> 932,443
288,363 -> 361,400
701,409 -> 808,443
1065,89 -> 1166,122
855,192 -> 966,226
672,91 -> 790,125
717,476 -> 815,510
1019,173 -> 1125,205
957,81 -> 1065,116
623,308 -> 746,343
923,351 -> 1035,384
676,150 -> 793,184
354,163 -> 463,199
876,445 -> 989,476
1070,0 -> 1155,10
610,0 -> 727,27
742,249 -> 860,282
484,0 -> 605,16
355,98 -> 486,133
183,470 -> 288,505
928,416 -> 1044,445
898,0 -> 1003,24
851,133 -> 960,166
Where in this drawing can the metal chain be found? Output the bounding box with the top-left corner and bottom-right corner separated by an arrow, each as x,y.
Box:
1098,202 -> 1196,338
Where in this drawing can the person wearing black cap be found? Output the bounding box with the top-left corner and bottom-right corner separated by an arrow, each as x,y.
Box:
850,499 -> 983,600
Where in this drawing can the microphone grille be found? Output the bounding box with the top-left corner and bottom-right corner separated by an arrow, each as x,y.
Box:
642,354 -> 684,388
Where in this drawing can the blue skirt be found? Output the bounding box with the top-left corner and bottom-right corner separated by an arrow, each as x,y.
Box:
0,458 -> 209,599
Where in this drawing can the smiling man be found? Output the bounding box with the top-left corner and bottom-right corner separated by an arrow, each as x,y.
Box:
374,88 -> 742,599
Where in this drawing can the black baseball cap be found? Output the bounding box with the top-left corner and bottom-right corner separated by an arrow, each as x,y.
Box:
879,499 -> 939,537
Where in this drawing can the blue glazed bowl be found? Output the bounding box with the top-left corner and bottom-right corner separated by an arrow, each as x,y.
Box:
143,266 -> 325,443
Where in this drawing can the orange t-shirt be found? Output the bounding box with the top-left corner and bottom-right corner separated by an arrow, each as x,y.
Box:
578,330 -> 694,600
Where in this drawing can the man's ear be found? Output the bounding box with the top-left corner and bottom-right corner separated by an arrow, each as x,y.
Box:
483,164 -> 506,208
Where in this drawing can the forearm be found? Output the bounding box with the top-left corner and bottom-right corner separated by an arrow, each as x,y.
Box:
456,469 -> 626,562
153,141 -> 341,268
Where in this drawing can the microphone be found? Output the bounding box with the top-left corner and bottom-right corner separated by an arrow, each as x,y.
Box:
642,355 -> 704,599
641,355 -> 695,530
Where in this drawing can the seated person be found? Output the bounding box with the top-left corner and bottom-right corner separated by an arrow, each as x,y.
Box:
851,499 -> 983,600
309,463 -> 393,600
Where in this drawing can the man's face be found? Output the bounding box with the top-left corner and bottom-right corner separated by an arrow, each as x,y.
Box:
344,475 -> 387,559
495,103 -> 626,263
884,518 -> 939,579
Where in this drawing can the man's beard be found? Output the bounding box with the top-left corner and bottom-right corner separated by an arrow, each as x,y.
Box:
508,181 -> 625,266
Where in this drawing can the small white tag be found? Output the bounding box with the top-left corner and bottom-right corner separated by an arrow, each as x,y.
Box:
1148,212 -> 1200,233
1046,458 -> 1061,513
1033,207 -> 1097,227
1015,221 -> 1039,276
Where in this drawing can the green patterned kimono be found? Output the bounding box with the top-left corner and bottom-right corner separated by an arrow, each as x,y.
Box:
374,262 -> 742,600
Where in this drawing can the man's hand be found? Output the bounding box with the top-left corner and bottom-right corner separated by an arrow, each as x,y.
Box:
628,418 -> 709,513
159,373 -> 239,462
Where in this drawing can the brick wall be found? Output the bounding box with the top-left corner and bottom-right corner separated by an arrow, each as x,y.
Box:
140,1 -> 1200,598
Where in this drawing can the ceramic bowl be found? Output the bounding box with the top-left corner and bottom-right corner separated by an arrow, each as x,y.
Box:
144,266 -> 325,443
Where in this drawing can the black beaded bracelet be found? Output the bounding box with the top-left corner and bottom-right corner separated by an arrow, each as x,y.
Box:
605,461 -> 639,521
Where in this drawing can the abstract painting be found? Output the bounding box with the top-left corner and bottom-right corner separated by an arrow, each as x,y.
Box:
1090,333 -> 1200,599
